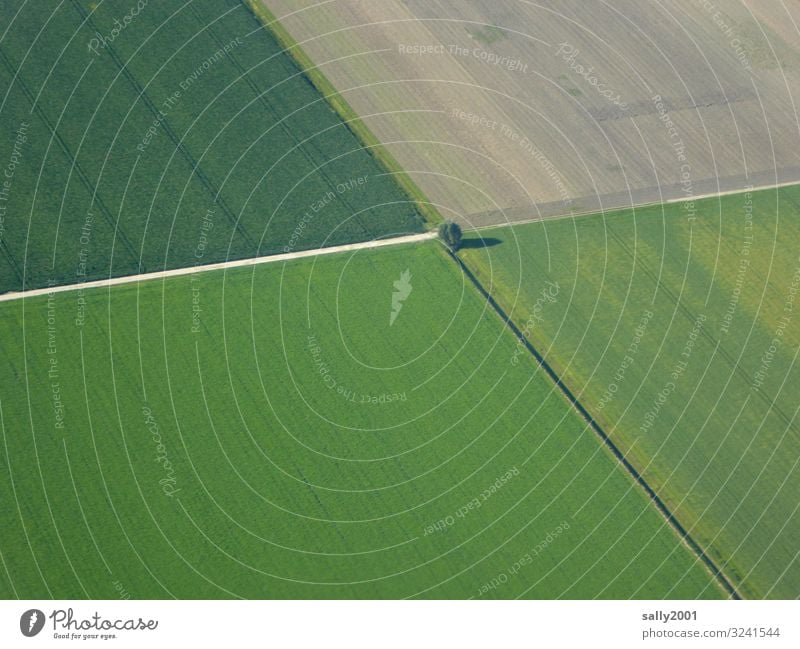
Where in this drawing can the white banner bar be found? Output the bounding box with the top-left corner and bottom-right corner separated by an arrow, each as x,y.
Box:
0,600 -> 796,648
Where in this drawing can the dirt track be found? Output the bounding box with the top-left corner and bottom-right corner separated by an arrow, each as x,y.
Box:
0,231 -> 437,303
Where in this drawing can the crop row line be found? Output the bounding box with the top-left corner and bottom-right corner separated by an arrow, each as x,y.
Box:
68,0 -> 258,252
0,46 -> 140,272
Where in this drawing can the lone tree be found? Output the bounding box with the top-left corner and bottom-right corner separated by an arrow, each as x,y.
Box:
438,220 -> 462,252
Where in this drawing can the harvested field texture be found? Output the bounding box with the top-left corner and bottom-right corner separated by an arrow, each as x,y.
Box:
264,0 -> 800,225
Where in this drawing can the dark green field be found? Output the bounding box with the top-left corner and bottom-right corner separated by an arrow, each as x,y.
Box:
0,0 -> 423,293
0,243 -> 722,598
462,186 -> 800,598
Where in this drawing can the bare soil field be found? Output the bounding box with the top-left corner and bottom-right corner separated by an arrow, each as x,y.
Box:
264,0 -> 800,226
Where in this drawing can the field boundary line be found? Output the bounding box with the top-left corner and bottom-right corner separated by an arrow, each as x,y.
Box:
0,232 -> 437,302
243,0 -> 443,228
470,180 -> 800,232
449,251 -> 742,600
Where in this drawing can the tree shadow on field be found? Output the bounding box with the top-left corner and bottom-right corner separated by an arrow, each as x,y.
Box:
459,236 -> 502,250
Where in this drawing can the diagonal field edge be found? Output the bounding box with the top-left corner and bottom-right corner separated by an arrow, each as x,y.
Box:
449,250 -> 742,600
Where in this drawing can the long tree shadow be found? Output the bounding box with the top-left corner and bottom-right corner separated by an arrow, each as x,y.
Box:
459,236 -> 503,249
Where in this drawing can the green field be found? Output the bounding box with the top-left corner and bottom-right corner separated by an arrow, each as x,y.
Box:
0,243 -> 722,598
0,0 -> 423,293
461,186 -> 800,598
